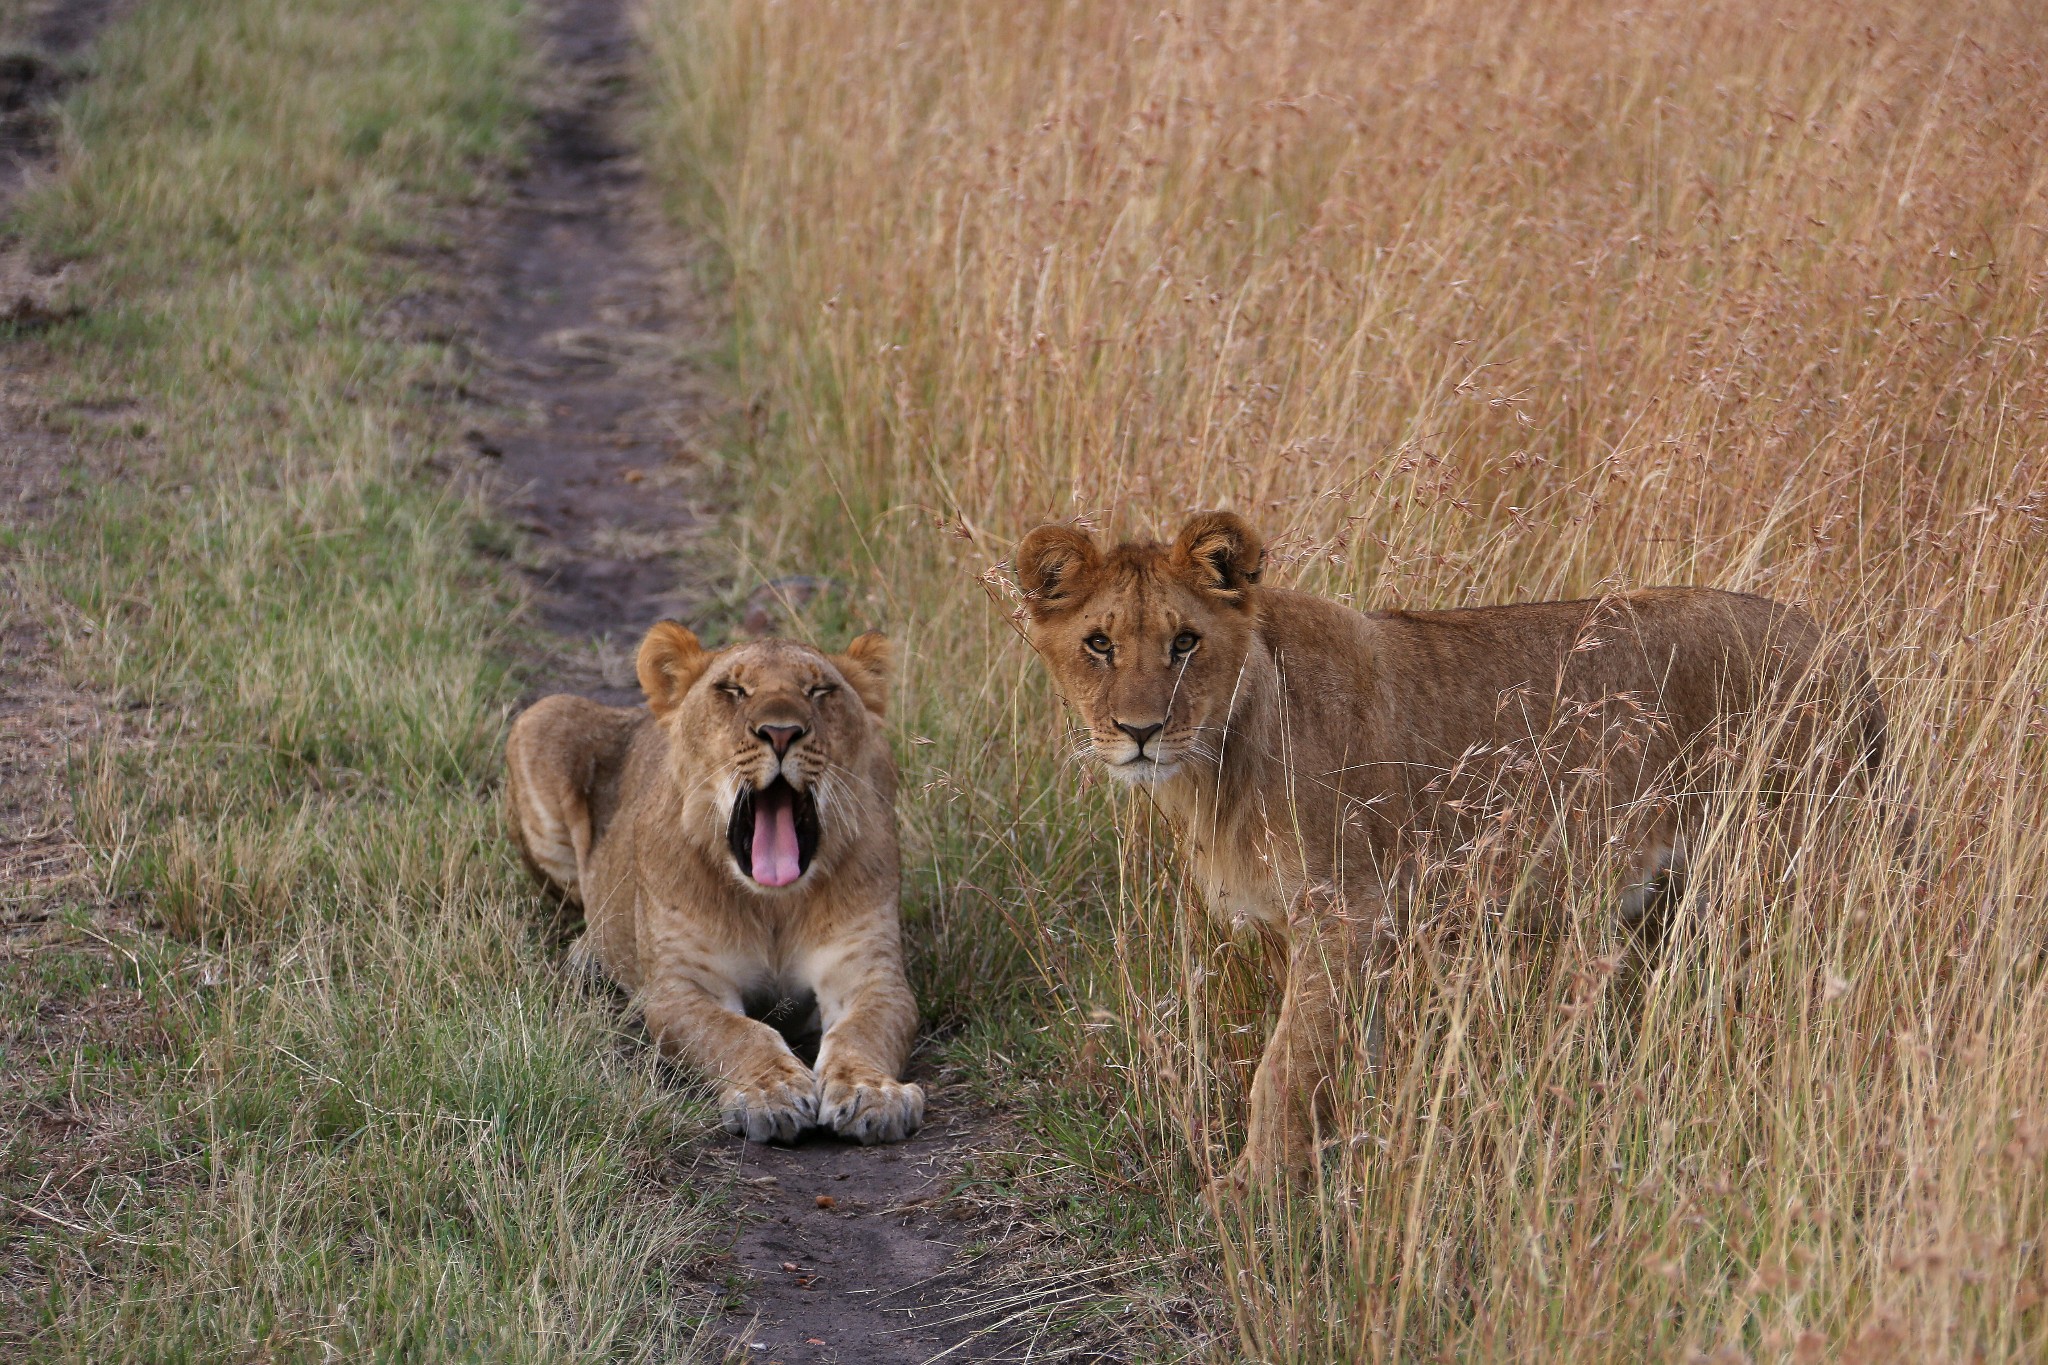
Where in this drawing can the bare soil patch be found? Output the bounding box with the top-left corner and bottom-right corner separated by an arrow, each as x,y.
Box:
704,1100 -> 1056,1364
0,0 -> 134,965
464,9 -> 722,684
0,0 -> 132,205
0,0 -> 181,1343
462,1 -> 1050,1359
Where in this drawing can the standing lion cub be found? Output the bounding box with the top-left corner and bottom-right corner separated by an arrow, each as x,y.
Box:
1015,511 -> 1890,1187
506,622 -> 924,1145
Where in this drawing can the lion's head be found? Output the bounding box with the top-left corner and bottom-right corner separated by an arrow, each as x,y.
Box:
1014,511 -> 1264,784
635,623 -> 892,889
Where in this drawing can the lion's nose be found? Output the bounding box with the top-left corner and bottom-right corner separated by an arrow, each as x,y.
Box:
756,723 -> 807,757
1115,721 -> 1164,754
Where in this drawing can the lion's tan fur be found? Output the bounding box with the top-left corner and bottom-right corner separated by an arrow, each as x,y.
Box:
506,623 -> 922,1144
1017,512 -> 1886,1184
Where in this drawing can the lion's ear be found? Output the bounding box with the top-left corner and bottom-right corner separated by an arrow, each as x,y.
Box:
835,631 -> 891,717
1170,511 -> 1263,606
636,621 -> 709,716
1014,525 -> 1101,620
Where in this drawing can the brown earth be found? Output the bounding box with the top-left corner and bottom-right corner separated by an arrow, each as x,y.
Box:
0,0 -> 140,1018
464,1 -> 1067,1360
0,0 -> 134,866
0,0 -> 131,205
0,0 -> 181,1347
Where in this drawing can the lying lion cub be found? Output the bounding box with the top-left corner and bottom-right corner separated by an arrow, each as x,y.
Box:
1015,512 -> 1888,1187
506,623 -> 924,1145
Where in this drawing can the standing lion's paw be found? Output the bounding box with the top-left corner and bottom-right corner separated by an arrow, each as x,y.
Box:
818,1075 -> 925,1145
1209,1139 -> 1309,1200
719,1071 -> 819,1144
1205,1161 -> 1250,1206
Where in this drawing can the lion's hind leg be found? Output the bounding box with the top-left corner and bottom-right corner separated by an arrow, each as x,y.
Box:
505,694 -> 613,906
1619,834 -> 1691,936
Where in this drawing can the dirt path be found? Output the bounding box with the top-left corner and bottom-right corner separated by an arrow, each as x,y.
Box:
467,1 -> 719,683
0,0 -> 131,204
0,0 -> 175,1344
466,3 -> 1041,1360
1,0 -> 134,923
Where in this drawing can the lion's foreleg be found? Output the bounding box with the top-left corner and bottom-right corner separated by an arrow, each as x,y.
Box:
643,980 -> 819,1143
800,928 -> 924,1144
1231,886 -> 1386,1189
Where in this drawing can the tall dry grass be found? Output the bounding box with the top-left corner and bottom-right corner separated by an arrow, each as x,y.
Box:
646,0 -> 2048,1356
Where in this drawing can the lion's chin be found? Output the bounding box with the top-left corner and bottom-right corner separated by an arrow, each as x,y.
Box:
1106,756 -> 1179,785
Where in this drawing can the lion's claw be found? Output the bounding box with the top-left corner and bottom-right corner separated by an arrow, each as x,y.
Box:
720,1074 -> 819,1144
819,1075 -> 925,1144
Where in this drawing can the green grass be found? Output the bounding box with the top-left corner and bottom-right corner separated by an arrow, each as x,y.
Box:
1,0 -> 732,1357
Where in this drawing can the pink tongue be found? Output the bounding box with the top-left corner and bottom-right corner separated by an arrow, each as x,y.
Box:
751,786 -> 803,887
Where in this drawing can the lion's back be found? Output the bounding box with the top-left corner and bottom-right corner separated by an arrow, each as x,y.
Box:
1359,585 -> 1879,783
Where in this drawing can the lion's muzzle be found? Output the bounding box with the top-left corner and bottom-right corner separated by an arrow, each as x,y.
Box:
1099,745 -> 1180,783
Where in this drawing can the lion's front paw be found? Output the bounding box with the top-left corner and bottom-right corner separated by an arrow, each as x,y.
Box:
1210,1136 -> 1306,1200
1206,1160 -> 1250,1206
818,1074 -> 925,1145
719,1069 -> 819,1144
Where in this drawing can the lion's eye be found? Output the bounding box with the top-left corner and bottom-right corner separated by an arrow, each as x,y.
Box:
1083,632 -> 1114,658
715,682 -> 748,699
1172,630 -> 1200,659
807,683 -> 837,699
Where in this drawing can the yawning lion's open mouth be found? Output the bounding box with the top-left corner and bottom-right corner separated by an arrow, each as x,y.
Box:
726,778 -> 821,887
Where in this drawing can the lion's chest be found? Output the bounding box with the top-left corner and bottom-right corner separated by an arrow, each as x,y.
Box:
1185,831 -> 1291,934
1156,777 -> 1304,933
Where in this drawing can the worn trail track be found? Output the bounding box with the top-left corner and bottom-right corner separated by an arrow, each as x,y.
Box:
474,3 -> 1041,1360
0,2 -> 136,936
0,0 -> 163,1345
